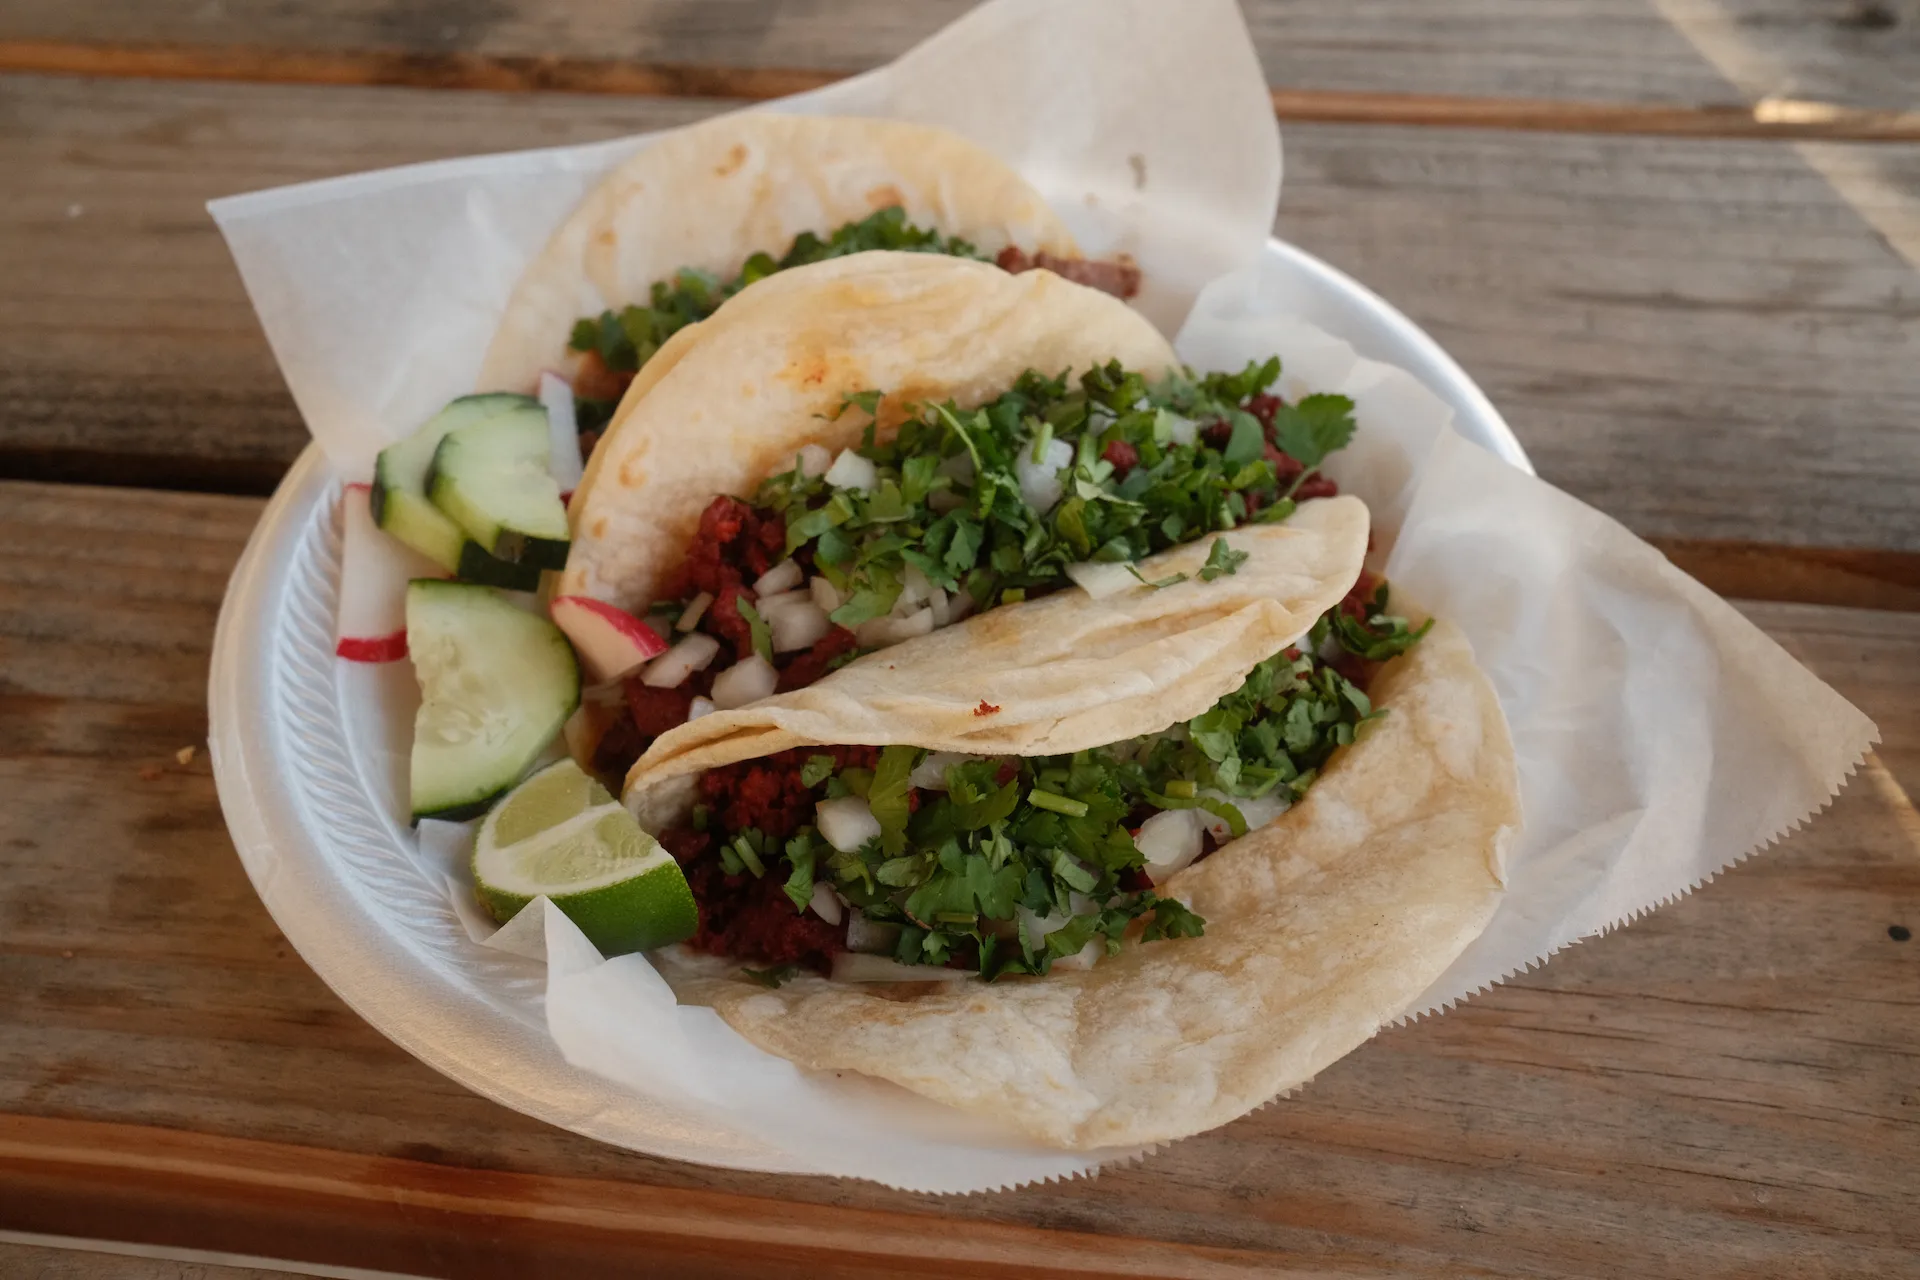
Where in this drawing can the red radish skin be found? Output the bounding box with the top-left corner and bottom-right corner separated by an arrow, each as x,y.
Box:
552,594 -> 670,682
335,633 -> 409,663
336,482 -> 444,664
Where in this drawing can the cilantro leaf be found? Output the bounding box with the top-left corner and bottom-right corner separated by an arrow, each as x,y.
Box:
1198,538 -> 1250,581
782,833 -> 819,913
1270,394 -> 1357,473
867,746 -> 918,855
799,754 -> 837,788
736,597 -> 773,664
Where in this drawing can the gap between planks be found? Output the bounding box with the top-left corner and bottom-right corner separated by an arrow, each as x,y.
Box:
4,39 -> 1920,143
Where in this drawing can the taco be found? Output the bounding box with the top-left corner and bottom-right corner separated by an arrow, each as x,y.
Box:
478,111 -> 1141,446
558,252 -> 1361,789
623,547 -> 1519,1148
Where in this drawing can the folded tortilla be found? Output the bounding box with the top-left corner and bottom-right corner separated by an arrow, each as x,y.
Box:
480,112 -> 1080,396
626,506 -> 1519,1150
560,251 -> 1179,615
625,497 -> 1370,821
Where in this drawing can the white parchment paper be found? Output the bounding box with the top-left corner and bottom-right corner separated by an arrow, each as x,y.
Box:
209,0 -> 1876,1193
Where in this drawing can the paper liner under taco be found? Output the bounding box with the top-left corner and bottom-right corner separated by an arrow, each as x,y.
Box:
635,588 -> 1519,1149
480,113 -> 1080,396
560,251 -> 1179,615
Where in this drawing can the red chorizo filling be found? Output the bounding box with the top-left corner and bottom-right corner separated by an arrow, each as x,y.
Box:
589,358 -> 1354,789
656,571 -> 1425,983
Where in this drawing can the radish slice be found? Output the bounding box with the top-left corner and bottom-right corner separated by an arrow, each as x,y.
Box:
824,449 -> 878,491
815,795 -> 881,853
766,598 -> 832,652
550,595 -> 669,682
808,881 -> 843,925
831,953 -> 972,983
752,558 -> 803,596
538,371 -> 585,495
844,910 -> 901,954
676,591 -> 714,631
336,482 -> 444,663
710,653 -> 777,709
641,632 -> 721,688
1065,560 -> 1140,600
1135,807 -> 1204,881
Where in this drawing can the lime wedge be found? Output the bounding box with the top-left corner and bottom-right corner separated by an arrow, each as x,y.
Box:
472,759 -> 697,955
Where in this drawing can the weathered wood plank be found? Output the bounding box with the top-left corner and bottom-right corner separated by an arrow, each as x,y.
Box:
2,75 -> 1917,559
0,1240 -> 318,1280
2,480 -> 1918,1277
0,0 -> 1914,112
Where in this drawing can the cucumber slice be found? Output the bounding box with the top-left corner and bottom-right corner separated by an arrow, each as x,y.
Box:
372,395 -> 544,590
406,579 -> 580,822
427,406 -> 571,571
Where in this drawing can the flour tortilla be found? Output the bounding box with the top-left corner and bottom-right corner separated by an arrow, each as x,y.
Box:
480,112 -> 1080,396
559,251 -> 1179,614
646,609 -> 1518,1150
625,496 -> 1370,822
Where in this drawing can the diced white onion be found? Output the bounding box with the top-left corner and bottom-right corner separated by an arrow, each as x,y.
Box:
824,448 -> 878,491
1196,789 -> 1289,843
687,696 -> 716,721
754,587 -> 810,613
1164,411 -> 1198,446
809,576 -> 843,613
807,881 -> 843,926
1051,938 -> 1105,972
1015,437 -> 1074,513
926,587 -> 951,627
766,598 -> 832,653
856,607 -> 935,649
676,591 -> 714,631
537,371 -> 585,492
1135,807 -> 1205,881
844,910 -> 902,954
831,953 -> 973,983
909,751 -> 979,791
816,795 -> 882,853
752,558 -> 803,597
1065,560 -> 1139,600
640,632 -> 721,687
710,653 -> 778,709
1016,904 -> 1070,951
899,563 -> 934,609
797,442 -> 832,477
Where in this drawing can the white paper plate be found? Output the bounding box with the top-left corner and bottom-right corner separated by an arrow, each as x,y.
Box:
208,239 -> 1532,1174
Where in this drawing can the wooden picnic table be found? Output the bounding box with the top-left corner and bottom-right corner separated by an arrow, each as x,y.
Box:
2,2 -> 1917,1276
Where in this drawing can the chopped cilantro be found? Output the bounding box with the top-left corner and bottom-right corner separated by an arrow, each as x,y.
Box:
736,597 -> 773,664
1271,394 -> 1357,476
570,207 -> 988,375
799,754 -> 837,788
1198,538 -> 1250,582
740,964 -> 798,988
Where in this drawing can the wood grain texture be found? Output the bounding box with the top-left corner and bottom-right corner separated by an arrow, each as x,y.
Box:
2,480 -> 1918,1277
9,42 -> 1920,141
2,74 -> 1917,558
0,1240 -> 330,1280
0,0 -> 1914,111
